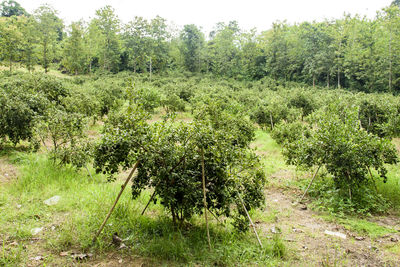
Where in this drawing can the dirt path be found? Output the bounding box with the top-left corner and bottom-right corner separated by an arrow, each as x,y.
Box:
0,157 -> 18,185
260,187 -> 400,266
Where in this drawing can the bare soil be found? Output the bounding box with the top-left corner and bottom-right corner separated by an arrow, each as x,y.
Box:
0,157 -> 18,185
260,186 -> 400,266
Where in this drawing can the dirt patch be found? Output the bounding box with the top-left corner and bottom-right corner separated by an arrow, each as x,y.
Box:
0,158 -> 18,184
393,138 -> 400,154
258,188 -> 400,266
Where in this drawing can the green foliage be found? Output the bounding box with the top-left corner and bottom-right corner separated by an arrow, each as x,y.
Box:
0,85 -> 48,145
0,0 -> 27,17
271,120 -> 311,145
275,102 -> 398,213
94,88 -> 266,229
309,177 -> 391,215
34,4 -> 63,73
180,24 -> 204,72
35,108 -> 86,160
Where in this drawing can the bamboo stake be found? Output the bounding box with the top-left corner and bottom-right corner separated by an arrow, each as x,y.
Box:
238,194 -> 263,248
141,189 -> 156,215
201,149 -> 211,250
85,165 -> 94,181
298,165 -> 321,203
207,208 -> 221,223
92,161 -> 140,243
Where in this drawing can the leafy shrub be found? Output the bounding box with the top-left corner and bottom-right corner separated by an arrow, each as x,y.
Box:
0,87 -> 49,145
251,98 -> 299,130
288,90 -> 317,119
358,98 -> 390,137
271,121 -> 311,145
279,103 -> 398,212
35,108 -> 86,160
308,177 -> 391,215
94,90 -> 266,229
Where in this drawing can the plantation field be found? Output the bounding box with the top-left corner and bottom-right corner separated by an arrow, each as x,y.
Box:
1,70 -> 400,266
1,127 -> 399,266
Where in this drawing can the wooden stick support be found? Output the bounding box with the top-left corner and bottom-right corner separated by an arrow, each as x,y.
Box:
85,165 -> 94,181
92,161 -> 140,243
141,189 -> 156,215
298,165 -> 321,203
201,149 -> 212,250
238,194 -> 263,248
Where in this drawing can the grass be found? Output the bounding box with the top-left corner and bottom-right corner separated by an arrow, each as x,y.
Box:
0,151 -> 285,266
377,163 -> 400,212
319,215 -> 396,239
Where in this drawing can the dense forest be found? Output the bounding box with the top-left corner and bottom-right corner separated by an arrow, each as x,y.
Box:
1,0 -> 400,93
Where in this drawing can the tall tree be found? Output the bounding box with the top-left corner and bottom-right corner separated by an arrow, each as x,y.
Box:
0,0 -> 27,17
208,21 -> 241,76
35,4 -> 63,73
122,16 -> 150,72
19,15 -> 38,71
62,21 -> 87,74
0,16 -> 23,71
180,24 -> 204,72
91,5 -> 121,72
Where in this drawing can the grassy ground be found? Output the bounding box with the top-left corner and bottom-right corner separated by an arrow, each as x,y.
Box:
1,116 -> 400,266
0,148 -> 284,266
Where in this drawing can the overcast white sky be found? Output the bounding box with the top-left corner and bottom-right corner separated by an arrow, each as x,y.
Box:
18,0 -> 392,33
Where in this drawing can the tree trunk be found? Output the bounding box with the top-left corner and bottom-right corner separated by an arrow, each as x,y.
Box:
149,57 -> 152,82
313,74 -> 315,88
327,73 -> 330,88
389,30 -> 392,92
44,42 -> 48,73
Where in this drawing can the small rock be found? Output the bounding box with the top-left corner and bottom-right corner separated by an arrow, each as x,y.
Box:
44,195 -> 60,206
324,230 -> 346,239
271,225 -> 281,234
391,237 -> 399,242
51,225 -> 56,231
355,236 -> 365,241
16,204 -> 22,209
112,233 -> 123,246
118,259 -> 123,264
71,253 -> 92,261
300,205 -> 307,210
30,256 -> 43,261
119,243 -> 128,249
31,227 -> 43,235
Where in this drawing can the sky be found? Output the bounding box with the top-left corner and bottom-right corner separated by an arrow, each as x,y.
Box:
17,0 -> 393,33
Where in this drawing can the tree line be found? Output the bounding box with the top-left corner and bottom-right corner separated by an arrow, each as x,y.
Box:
1,0 -> 400,93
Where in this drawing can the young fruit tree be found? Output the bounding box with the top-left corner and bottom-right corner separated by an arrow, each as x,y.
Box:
93,92 -> 266,231
275,102 -> 398,207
